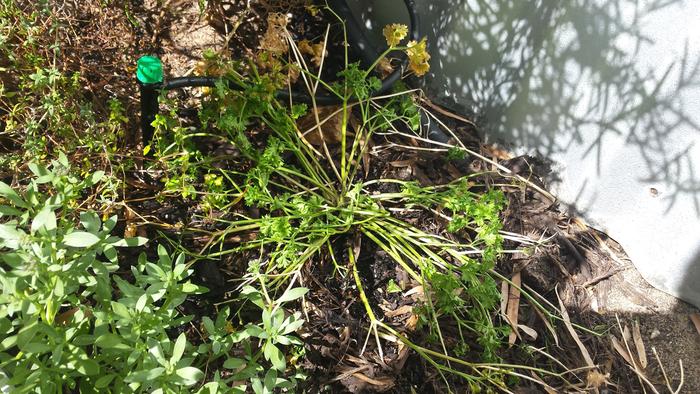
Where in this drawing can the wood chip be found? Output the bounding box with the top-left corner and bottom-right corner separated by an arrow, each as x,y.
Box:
389,160 -> 414,168
392,345 -> 410,371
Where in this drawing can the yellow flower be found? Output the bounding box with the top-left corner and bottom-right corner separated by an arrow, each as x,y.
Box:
382,23 -> 408,47
410,60 -> 430,76
406,38 -> 431,76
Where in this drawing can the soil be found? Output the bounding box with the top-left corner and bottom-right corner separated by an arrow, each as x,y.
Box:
39,0 -> 700,392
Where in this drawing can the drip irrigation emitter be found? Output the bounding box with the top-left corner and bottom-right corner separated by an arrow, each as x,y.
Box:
135,0 -> 445,149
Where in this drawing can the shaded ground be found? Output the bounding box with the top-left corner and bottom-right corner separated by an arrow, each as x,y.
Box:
32,0 -> 700,392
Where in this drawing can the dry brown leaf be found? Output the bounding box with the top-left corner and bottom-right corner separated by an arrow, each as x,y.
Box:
55,307 -> 79,326
287,64 -> 300,84
404,285 -> 423,298
690,313 -> 700,336
622,324 -> 632,343
404,313 -> 419,331
124,208 -> 137,238
384,305 -> 413,318
360,135 -> 372,178
298,39 -> 326,67
297,106 -> 344,146
123,222 -> 136,238
611,335 -> 633,366
632,320 -> 648,369
376,57 -> 394,78
352,113 -> 371,178
506,272 -> 521,345
518,324 -> 538,341
482,143 -> 512,161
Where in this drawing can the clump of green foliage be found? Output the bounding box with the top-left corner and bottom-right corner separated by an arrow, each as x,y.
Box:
145,17 -> 522,391
0,0 -> 129,204
0,159 -> 308,393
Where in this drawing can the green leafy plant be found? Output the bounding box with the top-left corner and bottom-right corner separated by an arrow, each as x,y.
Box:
0,157 -> 145,391
151,17 -> 530,391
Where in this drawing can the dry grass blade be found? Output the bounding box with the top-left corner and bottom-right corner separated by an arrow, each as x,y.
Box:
652,347 -> 685,394
529,371 -> 558,394
418,97 -> 477,128
527,296 -> 559,346
349,373 -> 394,391
610,335 -> 634,366
400,106 -> 557,202
613,316 -> 663,394
556,286 -> 595,368
329,364 -> 370,383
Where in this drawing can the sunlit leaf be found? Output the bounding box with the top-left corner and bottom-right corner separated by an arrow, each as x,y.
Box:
63,231 -> 100,248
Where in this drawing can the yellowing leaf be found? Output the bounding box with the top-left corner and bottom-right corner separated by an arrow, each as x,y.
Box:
299,39 -> 326,67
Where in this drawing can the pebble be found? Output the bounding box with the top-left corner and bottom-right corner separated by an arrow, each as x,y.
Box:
650,329 -> 661,339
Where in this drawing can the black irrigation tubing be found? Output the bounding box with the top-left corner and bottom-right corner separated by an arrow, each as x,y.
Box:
138,0 -> 420,146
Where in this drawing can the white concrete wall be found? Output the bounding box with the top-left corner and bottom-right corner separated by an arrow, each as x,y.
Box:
349,0 -> 700,307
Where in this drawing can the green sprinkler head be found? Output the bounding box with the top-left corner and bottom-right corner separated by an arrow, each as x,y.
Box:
136,55 -> 163,85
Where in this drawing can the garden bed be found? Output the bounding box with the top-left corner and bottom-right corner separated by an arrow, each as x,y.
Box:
0,1 -> 697,393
